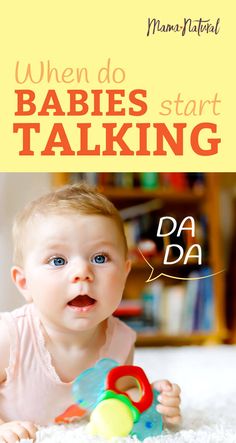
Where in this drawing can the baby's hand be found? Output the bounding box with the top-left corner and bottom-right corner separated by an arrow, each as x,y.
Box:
0,421 -> 38,442
153,380 -> 181,427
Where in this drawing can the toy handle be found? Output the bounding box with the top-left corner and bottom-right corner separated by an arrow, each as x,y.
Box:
106,365 -> 153,413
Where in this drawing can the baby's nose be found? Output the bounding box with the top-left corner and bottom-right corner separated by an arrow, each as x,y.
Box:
70,261 -> 93,282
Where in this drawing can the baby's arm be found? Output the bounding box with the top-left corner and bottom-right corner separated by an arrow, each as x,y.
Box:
0,319 -> 38,443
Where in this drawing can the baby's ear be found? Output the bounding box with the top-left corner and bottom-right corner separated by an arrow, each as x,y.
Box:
125,259 -> 132,279
11,266 -> 33,302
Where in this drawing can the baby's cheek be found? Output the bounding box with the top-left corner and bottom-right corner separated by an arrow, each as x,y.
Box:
105,279 -> 123,304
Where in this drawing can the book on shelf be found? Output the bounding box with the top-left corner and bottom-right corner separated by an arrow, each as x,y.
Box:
159,172 -> 188,191
114,173 -> 134,188
164,284 -> 186,334
140,173 -> 159,190
182,271 -> 199,332
70,172 -> 99,186
113,300 -> 143,318
186,173 -> 205,191
192,267 -> 214,332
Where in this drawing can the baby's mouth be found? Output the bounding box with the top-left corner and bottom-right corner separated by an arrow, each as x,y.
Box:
68,295 -> 96,308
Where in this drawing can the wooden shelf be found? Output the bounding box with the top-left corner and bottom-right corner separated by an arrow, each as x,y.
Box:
98,186 -> 205,203
136,330 -> 228,346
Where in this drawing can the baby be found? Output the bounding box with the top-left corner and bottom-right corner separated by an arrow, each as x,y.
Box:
0,183 -> 181,442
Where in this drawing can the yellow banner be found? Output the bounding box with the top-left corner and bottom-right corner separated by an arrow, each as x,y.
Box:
0,0 -> 234,171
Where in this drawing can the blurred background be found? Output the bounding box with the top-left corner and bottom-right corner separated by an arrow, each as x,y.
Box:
0,172 -> 235,345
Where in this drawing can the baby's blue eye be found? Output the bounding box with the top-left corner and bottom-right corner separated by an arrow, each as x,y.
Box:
91,254 -> 107,264
49,257 -> 66,267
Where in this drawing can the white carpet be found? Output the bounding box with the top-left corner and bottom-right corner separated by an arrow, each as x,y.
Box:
22,345 -> 236,442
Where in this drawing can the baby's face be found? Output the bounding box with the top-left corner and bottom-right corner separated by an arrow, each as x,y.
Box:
18,213 -> 130,333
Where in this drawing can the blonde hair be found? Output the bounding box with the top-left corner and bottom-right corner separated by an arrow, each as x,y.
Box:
12,183 -> 128,266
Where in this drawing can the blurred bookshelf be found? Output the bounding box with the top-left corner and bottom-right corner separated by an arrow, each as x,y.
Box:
226,194 -> 236,343
52,172 -> 228,346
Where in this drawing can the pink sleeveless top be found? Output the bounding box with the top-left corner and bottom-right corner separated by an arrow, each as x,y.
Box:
0,304 -> 136,425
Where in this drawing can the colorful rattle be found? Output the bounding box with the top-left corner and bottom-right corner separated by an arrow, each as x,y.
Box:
56,358 -> 163,440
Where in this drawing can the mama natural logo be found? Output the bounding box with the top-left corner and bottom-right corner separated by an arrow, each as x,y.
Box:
147,18 -> 220,37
